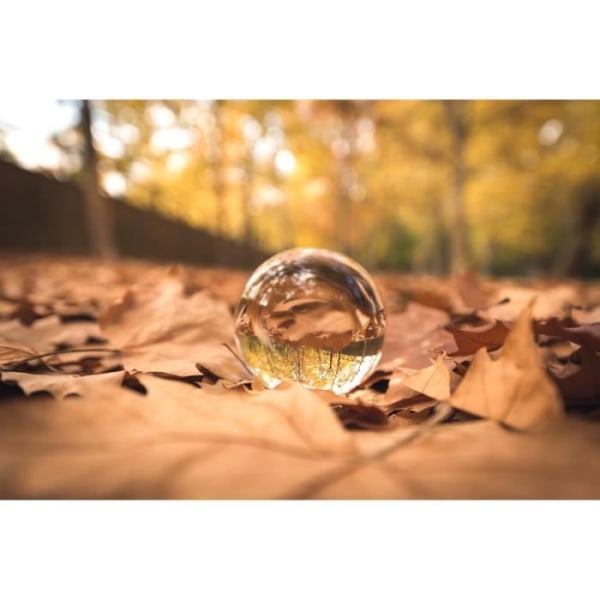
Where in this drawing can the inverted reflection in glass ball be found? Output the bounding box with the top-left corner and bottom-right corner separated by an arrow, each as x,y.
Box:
234,248 -> 386,394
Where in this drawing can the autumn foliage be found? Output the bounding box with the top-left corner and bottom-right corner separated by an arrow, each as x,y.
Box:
0,254 -> 599,498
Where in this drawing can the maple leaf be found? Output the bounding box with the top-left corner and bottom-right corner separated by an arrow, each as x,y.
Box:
449,301 -> 564,430
99,272 -> 247,381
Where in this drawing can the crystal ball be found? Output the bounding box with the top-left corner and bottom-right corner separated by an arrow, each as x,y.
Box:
234,248 -> 386,394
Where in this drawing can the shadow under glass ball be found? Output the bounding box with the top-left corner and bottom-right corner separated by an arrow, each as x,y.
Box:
234,248 -> 386,394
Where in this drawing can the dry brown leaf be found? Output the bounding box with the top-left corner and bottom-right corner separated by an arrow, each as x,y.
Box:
551,348 -> 600,406
315,418 -> 600,499
1,254 -> 599,499
446,320 -> 510,357
401,354 -> 451,401
0,375 -> 357,498
0,368 -> 598,498
0,339 -> 38,366
99,273 -> 246,381
572,305 -> 600,325
330,403 -> 390,430
535,319 -> 600,352
453,268 -> 492,311
380,303 -> 453,369
0,370 -> 125,399
449,302 -> 564,430
481,284 -> 581,322
0,315 -> 102,353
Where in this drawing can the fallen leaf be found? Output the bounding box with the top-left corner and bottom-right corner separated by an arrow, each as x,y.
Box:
0,375 -> 357,498
446,320 -> 510,357
99,273 -> 246,381
481,284 -> 580,322
331,403 -> 390,430
0,315 -> 102,354
379,303 -> 454,369
449,302 -> 564,430
0,370 -> 125,400
550,348 -> 600,406
310,418 -> 600,499
0,339 -> 39,366
572,305 -> 600,325
401,354 -> 451,401
0,371 -> 597,499
535,319 -> 600,352
1,254 -> 599,500
453,268 -> 492,311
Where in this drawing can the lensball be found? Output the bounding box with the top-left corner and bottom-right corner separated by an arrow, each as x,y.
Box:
234,248 -> 386,394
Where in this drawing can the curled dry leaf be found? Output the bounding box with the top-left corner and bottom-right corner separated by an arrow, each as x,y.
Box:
99,273 -> 247,382
449,301 -> 564,430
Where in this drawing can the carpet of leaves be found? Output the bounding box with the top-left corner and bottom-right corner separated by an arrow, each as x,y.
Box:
1,252 -> 599,499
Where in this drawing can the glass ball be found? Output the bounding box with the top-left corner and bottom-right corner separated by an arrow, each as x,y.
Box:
234,248 -> 386,394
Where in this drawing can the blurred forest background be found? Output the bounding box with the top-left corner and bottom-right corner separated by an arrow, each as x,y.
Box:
0,99 -> 599,276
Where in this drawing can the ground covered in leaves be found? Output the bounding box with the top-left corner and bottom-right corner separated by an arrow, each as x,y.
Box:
0,252 -> 599,499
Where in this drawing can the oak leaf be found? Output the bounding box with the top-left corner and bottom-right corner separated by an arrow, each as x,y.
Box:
449,302 -> 564,430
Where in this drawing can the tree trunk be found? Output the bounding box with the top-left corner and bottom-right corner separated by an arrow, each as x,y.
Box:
333,121 -> 355,256
80,100 -> 117,259
241,148 -> 254,246
209,100 -> 226,236
444,100 -> 470,275
554,176 -> 600,277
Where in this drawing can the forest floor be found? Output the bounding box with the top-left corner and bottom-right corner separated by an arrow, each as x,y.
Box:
0,251 -> 599,499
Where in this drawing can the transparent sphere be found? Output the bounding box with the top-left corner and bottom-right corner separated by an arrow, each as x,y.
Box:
234,248 -> 386,394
